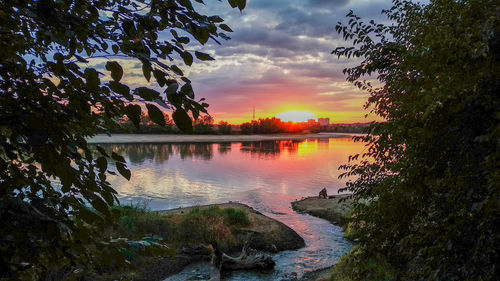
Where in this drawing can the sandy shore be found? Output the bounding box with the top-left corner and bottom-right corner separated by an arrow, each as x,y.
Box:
86,133 -> 354,144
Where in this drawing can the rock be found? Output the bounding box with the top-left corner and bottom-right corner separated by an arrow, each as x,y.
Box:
291,195 -> 352,226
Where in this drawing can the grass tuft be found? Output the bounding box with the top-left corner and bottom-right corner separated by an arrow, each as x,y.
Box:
106,202 -> 251,253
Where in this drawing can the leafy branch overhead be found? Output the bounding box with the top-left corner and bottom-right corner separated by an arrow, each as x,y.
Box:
0,0 -> 245,279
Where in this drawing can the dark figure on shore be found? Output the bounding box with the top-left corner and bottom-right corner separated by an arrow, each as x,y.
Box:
319,188 -> 327,199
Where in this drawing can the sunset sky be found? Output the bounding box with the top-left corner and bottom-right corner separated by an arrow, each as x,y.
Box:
91,0 -> 394,124
187,0 -> 394,124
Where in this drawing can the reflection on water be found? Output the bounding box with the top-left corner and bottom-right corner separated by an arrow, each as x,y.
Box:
240,140 -> 303,159
98,139 -> 310,164
95,137 -> 365,279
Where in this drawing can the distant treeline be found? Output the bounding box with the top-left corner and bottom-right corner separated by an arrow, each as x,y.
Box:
320,123 -> 371,134
100,112 -> 232,135
239,118 -> 315,134
100,112 -> 370,135
237,119 -> 371,134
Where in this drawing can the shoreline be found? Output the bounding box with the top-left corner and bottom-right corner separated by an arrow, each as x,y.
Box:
292,195 -> 354,281
291,194 -> 352,226
157,200 -> 352,281
86,133 -> 358,144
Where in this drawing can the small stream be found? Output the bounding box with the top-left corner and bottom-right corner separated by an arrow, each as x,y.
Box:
164,189 -> 351,280
94,136 -> 361,280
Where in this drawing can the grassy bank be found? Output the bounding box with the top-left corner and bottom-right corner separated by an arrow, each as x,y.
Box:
108,203 -> 250,251
90,202 -> 304,281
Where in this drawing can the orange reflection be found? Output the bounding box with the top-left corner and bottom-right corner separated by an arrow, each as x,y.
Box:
297,139 -> 319,156
102,136 -> 369,205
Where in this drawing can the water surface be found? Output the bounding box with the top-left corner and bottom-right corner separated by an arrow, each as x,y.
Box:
100,136 -> 365,279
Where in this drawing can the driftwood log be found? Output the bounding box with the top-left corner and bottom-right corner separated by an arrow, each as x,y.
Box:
220,239 -> 275,271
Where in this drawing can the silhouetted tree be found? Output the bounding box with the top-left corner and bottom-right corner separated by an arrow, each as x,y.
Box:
193,115 -> 214,134
217,121 -> 232,135
0,0 -> 245,279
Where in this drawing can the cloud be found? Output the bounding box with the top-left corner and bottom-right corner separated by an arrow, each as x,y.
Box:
309,0 -> 350,7
143,0 -> 395,123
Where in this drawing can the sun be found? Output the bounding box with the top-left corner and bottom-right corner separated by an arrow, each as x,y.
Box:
275,111 -> 317,123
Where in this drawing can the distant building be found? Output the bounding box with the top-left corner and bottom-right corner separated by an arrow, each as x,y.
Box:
318,118 -> 330,126
307,119 -> 317,126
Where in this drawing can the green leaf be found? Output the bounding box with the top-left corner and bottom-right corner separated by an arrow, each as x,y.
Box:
219,24 -> 233,32
96,146 -> 110,157
111,152 -> 126,163
96,156 -> 107,172
219,33 -> 231,40
134,87 -> 160,101
180,83 -> 194,99
228,0 -> 238,8
112,44 -> 119,54
91,195 -> 111,219
209,16 -> 224,23
84,68 -> 100,90
178,37 -> 190,44
172,109 -> 193,133
122,20 -> 136,37
146,104 -> 166,127
177,0 -> 193,10
195,51 -> 215,61
109,81 -> 132,101
180,52 -> 193,66
124,104 -> 142,128
116,162 -> 131,181
237,0 -> 246,10
153,70 -> 167,87
101,189 -> 115,206
228,0 -> 245,10
197,28 -> 210,44
142,63 -> 152,82
78,205 -> 102,224
53,53 -> 64,62
171,65 -> 184,76
105,61 -> 123,82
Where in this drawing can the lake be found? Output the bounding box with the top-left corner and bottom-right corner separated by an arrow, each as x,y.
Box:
94,135 -> 365,280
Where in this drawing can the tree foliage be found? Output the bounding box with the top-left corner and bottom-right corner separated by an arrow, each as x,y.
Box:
217,121 -> 232,134
240,117 -> 310,134
0,0 -> 245,279
335,0 -> 499,280
193,114 -> 214,134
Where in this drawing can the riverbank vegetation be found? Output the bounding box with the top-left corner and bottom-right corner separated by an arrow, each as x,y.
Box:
90,202 -> 303,280
89,203 -> 249,280
329,0 -> 500,280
